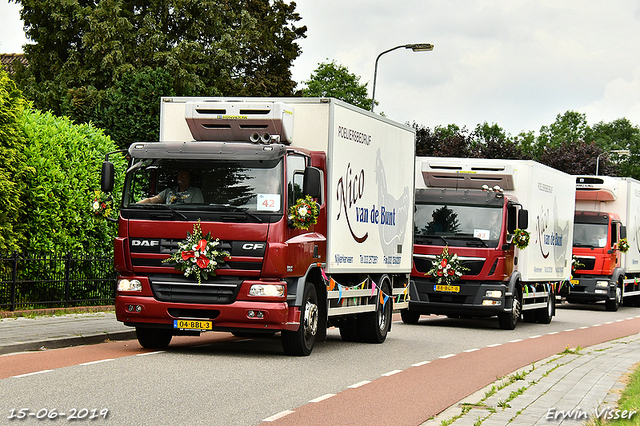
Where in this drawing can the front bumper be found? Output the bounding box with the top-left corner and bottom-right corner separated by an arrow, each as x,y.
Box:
407,278 -> 510,317
115,295 -> 300,332
563,276 -> 615,303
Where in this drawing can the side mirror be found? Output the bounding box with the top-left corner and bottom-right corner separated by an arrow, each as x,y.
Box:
101,161 -> 115,193
518,209 -> 529,230
303,167 -> 322,200
621,225 -> 627,239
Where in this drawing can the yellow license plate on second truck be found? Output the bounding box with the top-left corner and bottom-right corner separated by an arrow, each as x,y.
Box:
174,319 -> 212,331
434,285 -> 460,293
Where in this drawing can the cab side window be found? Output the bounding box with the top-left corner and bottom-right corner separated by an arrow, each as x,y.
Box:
287,154 -> 308,209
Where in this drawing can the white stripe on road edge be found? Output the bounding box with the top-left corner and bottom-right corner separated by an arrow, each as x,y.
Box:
605,322 -> 613,324
80,359 -> 114,366
616,319 -> 624,322
136,351 -> 166,356
348,380 -> 371,388
509,339 -> 523,343
12,370 -> 53,378
548,332 -> 559,335
487,343 -> 502,348
627,317 -> 634,320
439,354 -> 456,359
593,324 -> 602,327
564,329 -> 575,332
263,410 -> 295,422
382,370 -> 403,377
464,348 -> 479,353
412,361 -> 431,367
529,335 -> 542,339
309,394 -> 335,403
579,326 -> 589,330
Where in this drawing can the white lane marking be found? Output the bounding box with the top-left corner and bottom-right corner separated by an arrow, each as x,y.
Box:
309,394 -> 335,403
564,329 -> 575,332
509,339 -> 523,343
381,369 -> 403,377
79,359 -> 114,366
136,351 -> 166,356
487,343 -> 502,348
529,335 -> 542,339
464,348 -> 479,353
263,410 -> 295,422
412,361 -> 431,367
348,380 -> 371,388
548,332 -> 559,335
439,354 -> 456,359
12,370 -> 53,378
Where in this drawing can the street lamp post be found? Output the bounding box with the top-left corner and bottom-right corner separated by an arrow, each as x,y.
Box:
371,43 -> 433,112
596,150 -> 631,175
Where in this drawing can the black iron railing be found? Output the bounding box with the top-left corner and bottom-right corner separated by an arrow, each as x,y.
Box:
0,252 -> 115,311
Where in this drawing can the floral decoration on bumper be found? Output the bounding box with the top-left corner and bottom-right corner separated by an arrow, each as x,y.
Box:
91,190 -> 113,219
163,221 -> 230,284
426,246 -> 469,285
512,228 -> 530,249
619,238 -> 630,253
289,195 -> 319,230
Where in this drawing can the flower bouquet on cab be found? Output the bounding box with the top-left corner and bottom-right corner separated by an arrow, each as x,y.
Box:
289,195 -> 319,230
163,221 -> 230,284
426,246 -> 469,285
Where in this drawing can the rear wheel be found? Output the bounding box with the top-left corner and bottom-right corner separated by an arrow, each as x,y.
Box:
357,275 -> 392,343
282,283 -> 318,356
338,318 -> 361,342
136,327 -> 172,349
535,291 -> 555,324
401,309 -> 421,324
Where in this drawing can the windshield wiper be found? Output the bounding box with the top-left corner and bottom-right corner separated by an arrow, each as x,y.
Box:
208,204 -> 264,223
131,203 -> 189,221
450,234 -> 489,248
415,235 -> 449,245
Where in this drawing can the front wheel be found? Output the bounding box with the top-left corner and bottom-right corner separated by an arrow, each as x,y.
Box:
605,286 -> 621,312
535,291 -> 555,324
401,309 -> 421,325
282,283 -> 319,356
136,327 -> 172,349
498,289 -> 522,330
357,275 -> 392,343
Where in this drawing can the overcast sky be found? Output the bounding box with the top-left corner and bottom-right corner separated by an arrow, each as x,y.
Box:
3,0 -> 640,136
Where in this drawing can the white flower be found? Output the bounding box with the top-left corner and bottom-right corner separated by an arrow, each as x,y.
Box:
298,206 -> 308,217
93,201 -> 100,210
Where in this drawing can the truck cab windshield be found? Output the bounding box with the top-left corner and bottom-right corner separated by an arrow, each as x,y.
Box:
415,204 -> 503,248
573,223 -> 608,248
123,158 -> 284,214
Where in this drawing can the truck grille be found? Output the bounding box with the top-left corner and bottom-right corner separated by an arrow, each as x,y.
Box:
149,275 -> 243,304
574,257 -> 596,270
413,256 -> 484,276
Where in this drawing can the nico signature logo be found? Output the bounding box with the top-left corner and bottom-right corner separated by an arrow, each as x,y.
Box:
336,162 -> 368,243
537,208 -> 550,259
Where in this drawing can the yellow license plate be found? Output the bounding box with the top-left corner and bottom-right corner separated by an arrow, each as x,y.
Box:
570,279 -> 579,285
174,319 -> 212,331
434,285 -> 460,293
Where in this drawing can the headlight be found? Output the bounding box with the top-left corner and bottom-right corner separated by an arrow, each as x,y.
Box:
485,290 -> 502,298
595,281 -> 609,288
117,279 -> 142,292
249,284 -> 285,297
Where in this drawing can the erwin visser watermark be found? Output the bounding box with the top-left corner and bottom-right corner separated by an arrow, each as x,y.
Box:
546,407 -> 637,421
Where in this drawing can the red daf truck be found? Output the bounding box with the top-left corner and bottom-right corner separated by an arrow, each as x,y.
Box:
565,176 -> 640,310
101,97 -> 415,355
402,158 -> 575,329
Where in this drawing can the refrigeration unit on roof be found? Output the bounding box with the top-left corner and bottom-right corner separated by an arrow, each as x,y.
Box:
420,161 -> 515,190
575,176 -> 618,201
184,101 -> 294,144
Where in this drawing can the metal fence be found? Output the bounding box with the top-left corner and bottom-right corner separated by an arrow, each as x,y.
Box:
0,252 -> 116,311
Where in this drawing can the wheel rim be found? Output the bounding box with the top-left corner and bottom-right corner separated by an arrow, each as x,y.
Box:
617,287 -> 622,304
512,297 -> 521,322
304,300 -> 319,340
377,302 -> 388,331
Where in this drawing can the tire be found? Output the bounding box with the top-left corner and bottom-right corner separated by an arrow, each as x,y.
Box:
522,311 -> 536,323
357,275 -> 393,343
401,309 -> 421,325
338,319 -> 361,342
498,288 -> 522,330
136,327 -> 172,349
605,286 -> 621,312
535,292 -> 555,324
282,283 -> 319,356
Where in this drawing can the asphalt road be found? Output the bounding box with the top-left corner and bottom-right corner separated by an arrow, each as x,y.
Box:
1,302 -> 639,426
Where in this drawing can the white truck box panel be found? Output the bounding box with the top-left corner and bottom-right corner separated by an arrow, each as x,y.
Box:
416,157 -> 575,282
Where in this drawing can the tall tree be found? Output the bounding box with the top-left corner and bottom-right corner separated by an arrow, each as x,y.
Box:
13,0 -> 306,147
302,61 -> 372,110
471,122 -> 527,159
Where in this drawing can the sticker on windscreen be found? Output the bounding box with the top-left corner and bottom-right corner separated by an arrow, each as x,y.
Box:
257,194 -> 281,211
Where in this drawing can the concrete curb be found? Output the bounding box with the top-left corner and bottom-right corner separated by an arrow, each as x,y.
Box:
0,330 -> 137,355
